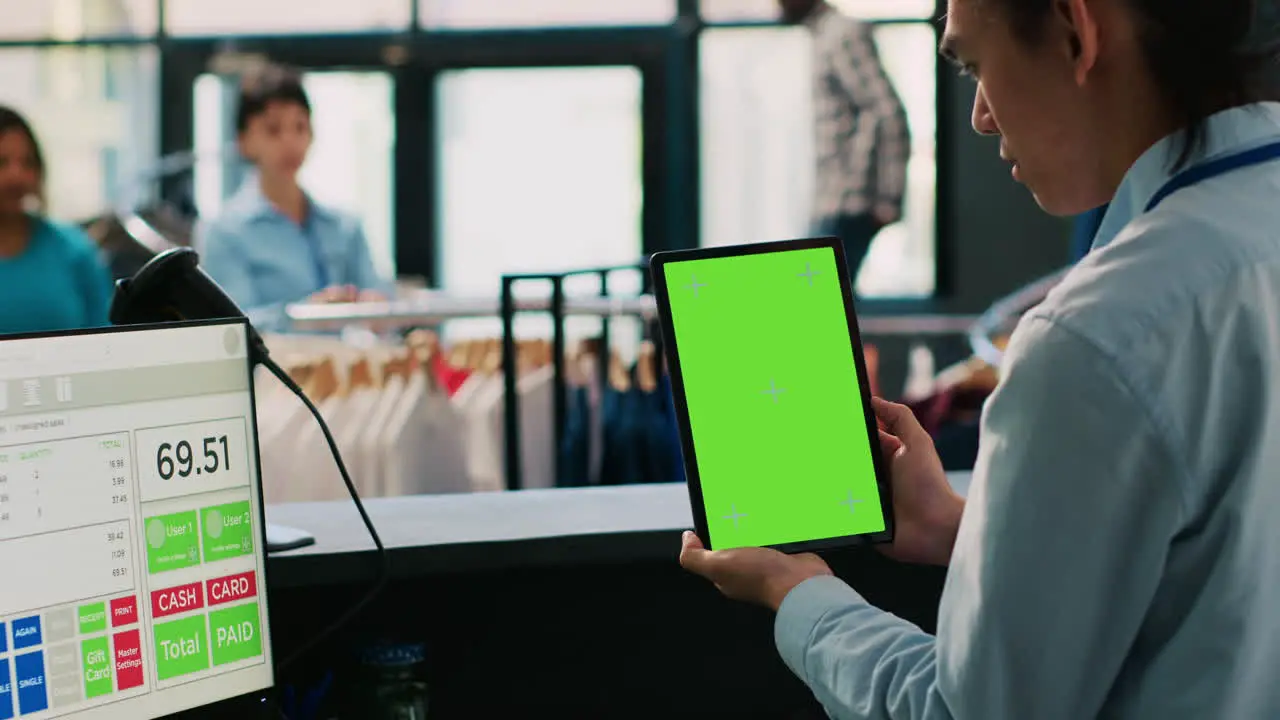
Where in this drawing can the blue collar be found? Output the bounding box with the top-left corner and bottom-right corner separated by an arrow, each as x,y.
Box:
228,173 -> 334,226
1092,102 -> 1280,251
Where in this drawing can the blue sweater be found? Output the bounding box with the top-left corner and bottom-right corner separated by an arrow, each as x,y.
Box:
0,217 -> 113,336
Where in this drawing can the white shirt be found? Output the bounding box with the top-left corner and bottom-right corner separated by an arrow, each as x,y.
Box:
774,102 -> 1280,719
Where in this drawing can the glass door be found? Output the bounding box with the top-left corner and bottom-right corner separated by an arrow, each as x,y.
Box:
433,65 -> 646,342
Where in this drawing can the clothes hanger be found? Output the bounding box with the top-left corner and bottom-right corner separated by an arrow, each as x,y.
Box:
305,357 -> 340,401
347,357 -> 375,393
636,341 -> 658,393
382,351 -> 412,385
479,342 -> 503,376
608,351 -> 631,392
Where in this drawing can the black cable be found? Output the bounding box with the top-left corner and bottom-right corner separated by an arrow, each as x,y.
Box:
262,356 -> 391,674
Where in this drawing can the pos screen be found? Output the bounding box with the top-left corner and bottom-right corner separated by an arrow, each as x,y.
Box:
651,238 -> 893,552
0,319 -> 273,719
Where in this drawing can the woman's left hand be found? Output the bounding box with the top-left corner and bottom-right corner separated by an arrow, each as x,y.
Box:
679,531 -> 834,611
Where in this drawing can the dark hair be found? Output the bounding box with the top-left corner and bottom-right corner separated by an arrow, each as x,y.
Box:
996,0 -> 1280,170
0,104 -> 46,202
234,64 -> 311,134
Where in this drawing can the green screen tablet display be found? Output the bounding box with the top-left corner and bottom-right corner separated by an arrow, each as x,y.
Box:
663,246 -> 886,550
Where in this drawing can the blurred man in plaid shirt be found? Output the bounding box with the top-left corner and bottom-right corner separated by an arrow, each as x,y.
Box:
781,0 -> 912,284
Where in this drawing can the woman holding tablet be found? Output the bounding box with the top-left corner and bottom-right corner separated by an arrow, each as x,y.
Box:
680,0 -> 1280,718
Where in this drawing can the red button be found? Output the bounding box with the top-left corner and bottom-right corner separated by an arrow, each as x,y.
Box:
150,582 -> 205,620
205,571 -> 258,608
113,629 -> 144,690
110,596 -> 138,627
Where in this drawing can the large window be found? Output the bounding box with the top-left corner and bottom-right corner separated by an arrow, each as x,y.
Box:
0,0 -> 947,308
436,66 -> 645,339
0,46 -> 159,222
164,0 -> 411,35
700,19 -> 937,297
0,0 -> 158,39
701,0 -> 934,22
420,0 -> 675,28
192,70 -> 397,279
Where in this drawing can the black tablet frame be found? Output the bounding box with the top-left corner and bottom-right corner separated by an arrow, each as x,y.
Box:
649,237 -> 895,553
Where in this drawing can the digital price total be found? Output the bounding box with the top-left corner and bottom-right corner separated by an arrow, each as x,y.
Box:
156,436 -> 231,481
137,419 -> 250,502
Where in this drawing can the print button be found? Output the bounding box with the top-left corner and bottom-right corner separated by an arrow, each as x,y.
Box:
110,596 -> 138,628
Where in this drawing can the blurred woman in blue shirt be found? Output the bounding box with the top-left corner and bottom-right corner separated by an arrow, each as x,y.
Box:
0,106 -> 112,335
198,64 -> 388,332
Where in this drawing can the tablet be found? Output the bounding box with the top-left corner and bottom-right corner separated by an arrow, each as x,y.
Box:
651,238 -> 893,552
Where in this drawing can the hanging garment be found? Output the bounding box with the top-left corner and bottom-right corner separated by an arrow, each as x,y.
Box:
645,371 -> 684,485
355,370 -> 407,495
559,383 -> 593,488
472,365 -> 556,491
431,353 -> 472,397
379,369 -> 470,496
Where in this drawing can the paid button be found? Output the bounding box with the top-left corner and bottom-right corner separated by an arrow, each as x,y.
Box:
208,602 -> 263,667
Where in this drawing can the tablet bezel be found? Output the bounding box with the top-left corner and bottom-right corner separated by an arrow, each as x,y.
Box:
650,237 -> 895,553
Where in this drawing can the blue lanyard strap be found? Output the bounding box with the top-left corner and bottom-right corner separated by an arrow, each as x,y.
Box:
1146,139 -> 1280,213
302,208 -> 331,289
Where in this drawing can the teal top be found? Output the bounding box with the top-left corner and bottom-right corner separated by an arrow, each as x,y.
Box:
0,216 -> 113,336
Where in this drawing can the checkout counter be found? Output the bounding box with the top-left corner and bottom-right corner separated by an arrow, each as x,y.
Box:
263,474 -> 970,718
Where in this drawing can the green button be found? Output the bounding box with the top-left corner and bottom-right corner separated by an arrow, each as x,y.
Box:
144,511 -> 201,575
153,615 -> 210,680
78,603 -> 106,635
200,501 -> 254,563
81,636 -> 112,698
208,602 -> 263,667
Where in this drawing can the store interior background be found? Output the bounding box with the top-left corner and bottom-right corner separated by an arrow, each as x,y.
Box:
2,0 -> 1069,322
1,0 -> 1073,716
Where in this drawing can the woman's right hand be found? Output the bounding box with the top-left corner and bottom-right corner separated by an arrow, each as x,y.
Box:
307,285 -> 358,304
871,397 -> 966,567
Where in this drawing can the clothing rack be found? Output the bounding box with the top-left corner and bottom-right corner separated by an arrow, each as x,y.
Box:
285,294 -> 657,331
283,275 -> 991,492
285,295 -> 978,336
499,262 -> 655,491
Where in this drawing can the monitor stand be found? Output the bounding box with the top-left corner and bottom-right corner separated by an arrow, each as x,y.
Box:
266,523 -> 316,553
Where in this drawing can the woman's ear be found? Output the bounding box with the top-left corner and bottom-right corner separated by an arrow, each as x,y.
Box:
236,134 -> 253,163
1056,0 -> 1100,85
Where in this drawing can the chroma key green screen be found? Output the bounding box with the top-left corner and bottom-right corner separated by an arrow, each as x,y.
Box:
663,246 -> 885,549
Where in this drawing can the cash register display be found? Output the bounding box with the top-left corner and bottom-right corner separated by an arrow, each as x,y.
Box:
0,321 -> 273,718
